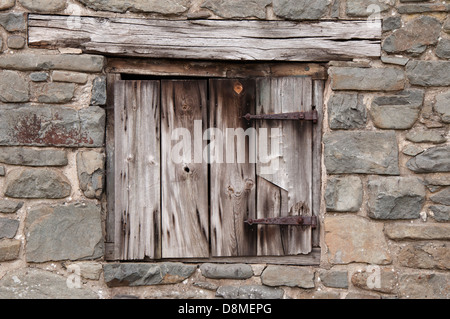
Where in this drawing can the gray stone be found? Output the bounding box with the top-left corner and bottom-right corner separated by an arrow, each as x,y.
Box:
330,67 -> 405,91
370,89 -> 424,129
0,268 -> 98,299
30,72 -> 49,82
273,0 -> 330,20
385,223 -> 450,240
346,0 -> 390,17
203,0 -> 270,19
90,76 -> 106,106
5,168 -> 71,199
0,147 -> 68,166
444,17 -> 450,33
382,16 -> 402,32
0,104 -> 105,147
77,150 -> 105,199
324,131 -> 399,175
325,176 -> 363,212
367,176 -> 426,220
52,71 -> 88,84
0,0 -> 15,10
383,16 -> 441,55
351,267 -> 398,294
399,273 -> 449,299
0,13 -> 27,32
0,54 -> 105,73
435,90 -> 450,123
7,35 -> 26,50
436,39 -> 450,59
69,262 -> 103,280
319,270 -> 348,289
397,3 -> 450,14
0,70 -> 29,103
18,0 -> 66,12
103,263 -> 196,287
429,205 -> 450,222
33,82 -> 75,104
381,56 -> 409,66
430,187 -> 450,206
0,165 -> 4,176
216,285 -> 284,299
406,60 -> 450,87
200,263 -> 253,279
407,145 -> 450,173
261,266 -> 315,288
398,243 -> 449,270
25,202 -> 103,262
330,0 -> 339,18
78,0 -> 190,14
0,239 -> 20,262
406,129 -> 447,144
402,144 -> 424,156
327,93 -> 366,129
0,200 -> 23,214
0,218 -> 19,239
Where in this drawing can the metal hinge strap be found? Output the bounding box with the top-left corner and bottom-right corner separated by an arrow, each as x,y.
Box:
244,216 -> 317,228
243,110 -> 318,123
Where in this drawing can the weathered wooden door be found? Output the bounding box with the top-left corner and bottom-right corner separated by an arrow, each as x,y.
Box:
113,77 -> 317,260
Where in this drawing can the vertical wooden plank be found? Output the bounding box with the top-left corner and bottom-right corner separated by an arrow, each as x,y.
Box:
209,79 -> 257,257
255,77 -> 313,255
114,80 -> 161,260
161,80 -> 209,258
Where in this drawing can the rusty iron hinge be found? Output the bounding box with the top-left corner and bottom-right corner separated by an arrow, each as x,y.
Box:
244,216 -> 317,228
243,110 -> 318,124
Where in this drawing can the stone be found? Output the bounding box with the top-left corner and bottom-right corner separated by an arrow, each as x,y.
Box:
78,0 -> 190,14
0,268 -> 98,299
330,67 -> 405,91
90,76 -> 106,106
0,70 -> 29,103
319,270 -> 348,289
429,205 -> 450,222
216,285 -> 284,299
351,267 -> 398,294
7,35 -> 26,49
382,16 -> 402,32
345,292 -> 380,299
52,71 -> 88,84
406,61 -> 450,87
324,215 -> 391,265
406,129 -> 447,144
445,17 -> 450,33
273,0 -> 330,20
5,168 -> 71,199
325,176 -> 363,212
0,200 -> 23,214
398,273 -> 449,299
407,145 -> 450,173
430,187 -> 450,206
397,3 -> 450,14
68,262 -> 103,280
77,150 -> 105,199
367,176 -> 426,220
436,39 -> 450,59
402,144 -> 424,156
0,165 -> 4,176
200,263 -> 253,279
385,223 -> 450,240
324,131 -> 399,175
0,147 -> 68,166
398,242 -> 449,270
0,104 -> 106,147
435,90 -> 450,123
370,89 -> 424,129
18,0 -> 66,12
346,0 -> 390,17
103,263 -> 196,287
202,0 -> 270,19
327,93 -> 366,129
25,202 -> 103,262
0,218 -> 19,239
383,16 -> 441,55
33,82 -> 75,104
0,0 -> 14,10
381,56 -> 409,66
0,13 -> 27,32
0,239 -> 20,262
30,72 -> 49,82
0,54 -> 105,73
261,266 -> 315,288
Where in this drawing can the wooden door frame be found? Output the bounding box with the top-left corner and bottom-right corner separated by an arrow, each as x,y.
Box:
105,58 -> 326,265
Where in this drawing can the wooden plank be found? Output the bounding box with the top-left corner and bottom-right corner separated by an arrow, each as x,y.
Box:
29,14 -> 381,61
114,80 -> 161,260
161,80 -> 209,258
255,77 -> 313,255
209,79 -> 257,257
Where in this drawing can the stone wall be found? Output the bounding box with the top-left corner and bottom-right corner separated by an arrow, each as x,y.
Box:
0,0 -> 449,299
